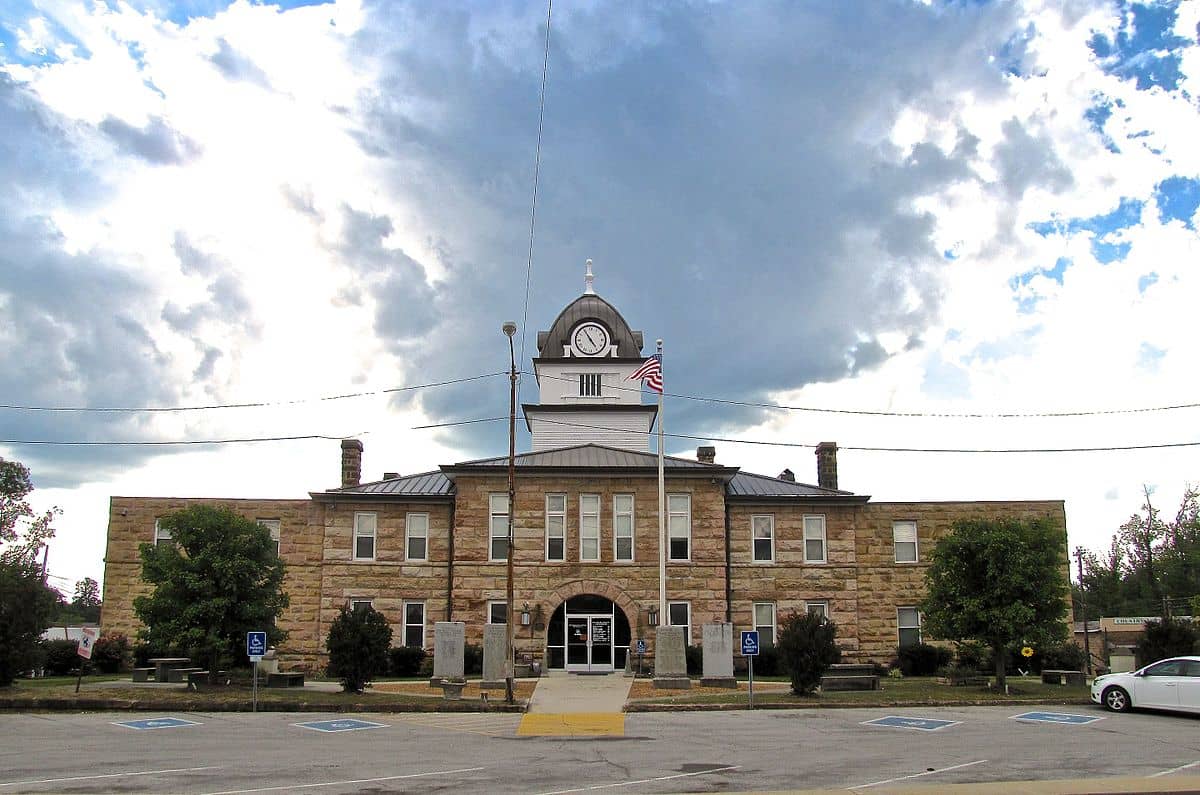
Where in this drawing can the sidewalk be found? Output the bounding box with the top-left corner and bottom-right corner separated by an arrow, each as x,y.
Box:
518,671 -> 632,736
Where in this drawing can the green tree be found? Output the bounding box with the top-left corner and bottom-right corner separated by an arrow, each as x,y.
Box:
72,577 -> 101,623
1135,618 -> 1199,667
0,457 -> 60,687
777,610 -> 841,695
133,506 -> 288,672
921,515 -> 1069,691
325,604 -> 392,693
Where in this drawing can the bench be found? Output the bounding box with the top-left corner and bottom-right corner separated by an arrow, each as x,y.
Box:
265,671 -> 305,688
1042,669 -> 1086,686
132,667 -> 154,682
165,667 -> 203,683
187,670 -> 210,690
821,664 -> 879,692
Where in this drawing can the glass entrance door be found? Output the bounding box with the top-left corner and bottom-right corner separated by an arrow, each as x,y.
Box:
565,615 -> 613,672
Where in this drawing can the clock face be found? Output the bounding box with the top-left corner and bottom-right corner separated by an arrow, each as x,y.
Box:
572,323 -> 609,356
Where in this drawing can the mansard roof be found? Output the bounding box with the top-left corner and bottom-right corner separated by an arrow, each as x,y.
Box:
536,293 -> 644,358
726,471 -> 865,502
442,443 -> 737,478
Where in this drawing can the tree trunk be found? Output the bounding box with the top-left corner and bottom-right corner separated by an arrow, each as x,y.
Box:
993,644 -> 1006,691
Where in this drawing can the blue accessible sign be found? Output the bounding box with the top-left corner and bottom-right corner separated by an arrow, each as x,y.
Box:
113,717 -> 201,731
635,639 -> 647,654
246,631 -> 267,660
294,719 -> 389,733
862,716 -> 959,732
1010,711 -> 1104,725
741,630 -> 759,656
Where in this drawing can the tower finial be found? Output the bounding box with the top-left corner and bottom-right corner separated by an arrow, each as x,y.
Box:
584,258 -> 595,294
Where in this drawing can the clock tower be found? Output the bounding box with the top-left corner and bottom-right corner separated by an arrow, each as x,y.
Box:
524,261 -> 658,451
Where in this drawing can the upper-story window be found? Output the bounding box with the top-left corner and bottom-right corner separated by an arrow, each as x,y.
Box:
752,514 -> 774,563
257,519 -> 281,557
489,495 -> 509,562
668,494 -> 691,561
893,520 -> 918,563
154,519 -> 173,546
546,494 -> 566,562
579,373 -> 602,397
803,515 -> 827,564
406,513 -> 429,561
353,512 -> 376,561
580,494 -> 601,561
613,494 -> 634,561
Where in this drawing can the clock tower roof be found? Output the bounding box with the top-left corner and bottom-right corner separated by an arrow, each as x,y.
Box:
536,292 -> 644,359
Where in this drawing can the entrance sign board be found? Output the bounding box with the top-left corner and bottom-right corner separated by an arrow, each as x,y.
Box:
741,631 -> 759,656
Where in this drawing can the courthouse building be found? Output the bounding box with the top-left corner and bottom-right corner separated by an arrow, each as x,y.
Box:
101,275 -> 1069,672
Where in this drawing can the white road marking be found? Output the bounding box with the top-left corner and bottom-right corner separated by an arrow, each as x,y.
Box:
0,766 -> 219,788
851,759 -> 988,788
1150,760 -> 1200,778
533,765 -> 740,794
198,766 -> 485,794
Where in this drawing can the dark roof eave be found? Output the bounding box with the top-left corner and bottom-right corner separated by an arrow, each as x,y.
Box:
725,493 -> 871,504
442,465 -> 739,483
310,490 -> 455,503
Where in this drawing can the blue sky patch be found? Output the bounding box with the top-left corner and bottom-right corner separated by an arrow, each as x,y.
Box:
1138,272 -> 1158,293
1011,257 -> 1070,290
1088,1 -> 1193,91
1029,199 -> 1143,258
1093,239 -> 1131,263
1138,342 -> 1166,370
0,10 -> 91,67
1154,175 -> 1200,227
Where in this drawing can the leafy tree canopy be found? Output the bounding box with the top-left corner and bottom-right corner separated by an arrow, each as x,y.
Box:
133,505 -> 288,671
921,515 -> 1069,689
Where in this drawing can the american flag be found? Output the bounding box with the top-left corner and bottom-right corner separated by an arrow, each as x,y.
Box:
629,353 -> 662,393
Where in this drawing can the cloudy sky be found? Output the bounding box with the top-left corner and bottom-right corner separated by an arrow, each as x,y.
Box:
1,0 -> 1197,597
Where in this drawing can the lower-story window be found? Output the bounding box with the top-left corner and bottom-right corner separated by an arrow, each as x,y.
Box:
897,606 -> 921,648
753,602 -> 776,646
668,601 -> 690,645
487,600 -> 507,624
350,598 -> 373,613
404,601 -> 426,647
804,600 -> 828,619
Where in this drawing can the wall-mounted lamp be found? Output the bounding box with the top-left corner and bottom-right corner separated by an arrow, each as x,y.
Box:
647,605 -> 659,627
521,602 -> 531,626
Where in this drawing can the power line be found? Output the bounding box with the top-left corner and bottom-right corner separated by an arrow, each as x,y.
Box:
527,370 -> 1200,419
0,372 -> 506,413
0,433 -> 357,447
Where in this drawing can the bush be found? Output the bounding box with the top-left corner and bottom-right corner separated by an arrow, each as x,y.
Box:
752,644 -> 782,676
685,644 -> 702,676
1040,641 -> 1087,672
464,643 -> 483,676
41,639 -> 81,676
778,610 -> 841,695
387,646 -> 426,678
1136,618 -> 1200,667
91,633 -> 130,674
954,641 -> 987,671
133,641 -> 169,668
895,643 -> 952,676
325,605 -> 392,693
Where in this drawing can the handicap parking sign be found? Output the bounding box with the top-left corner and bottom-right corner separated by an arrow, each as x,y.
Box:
246,631 -> 267,659
635,639 -> 646,654
862,715 -> 959,732
293,719 -> 389,733
1010,711 -> 1104,725
113,717 -> 201,730
741,630 -> 759,656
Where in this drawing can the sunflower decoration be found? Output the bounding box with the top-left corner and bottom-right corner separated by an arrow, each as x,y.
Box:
1020,646 -> 1035,658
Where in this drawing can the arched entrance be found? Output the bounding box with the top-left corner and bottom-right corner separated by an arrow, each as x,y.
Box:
546,594 -> 632,672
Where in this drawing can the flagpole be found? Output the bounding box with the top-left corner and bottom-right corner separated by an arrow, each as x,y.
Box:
656,339 -> 666,626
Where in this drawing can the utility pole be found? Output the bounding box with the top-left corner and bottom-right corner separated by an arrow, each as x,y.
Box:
502,321 -> 518,707
1075,546 -> 1092,676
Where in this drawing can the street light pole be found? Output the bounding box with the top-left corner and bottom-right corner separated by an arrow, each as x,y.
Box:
502,321 -> 518,706
1075,546 -> 1092,676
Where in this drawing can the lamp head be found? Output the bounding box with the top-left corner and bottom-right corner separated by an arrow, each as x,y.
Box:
502,321 -> 517,338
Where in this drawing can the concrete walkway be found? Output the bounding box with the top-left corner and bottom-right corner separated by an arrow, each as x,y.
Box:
518,672 -> 632,737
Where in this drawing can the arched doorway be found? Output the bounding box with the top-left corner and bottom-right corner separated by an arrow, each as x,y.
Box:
546,595 -> 631,672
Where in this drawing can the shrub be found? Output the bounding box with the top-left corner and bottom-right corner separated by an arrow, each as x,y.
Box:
133,642 -> 169,668
91,633 -> 130,674
895,643 -> 952,676
464,643 -> 483,676
1040,641 -> 1087,672
778,610 -> 841,695
41,639 -> 81,676
954,641 -> 987,671
1136,618 -> 1200,667
752,644 -> 782,676
387,646 -> 426,678
685,644 -> 702,676
325,605 -> 392,693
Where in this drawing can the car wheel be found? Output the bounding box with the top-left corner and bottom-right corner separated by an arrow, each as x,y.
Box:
1103,686 -> 1131,713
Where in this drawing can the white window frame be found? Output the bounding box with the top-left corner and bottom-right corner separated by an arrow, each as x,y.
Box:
752,514 -> 774,563
545,494 -> 566,562
406,512 -> 429,561
893,520 -> 918,563
754,602 -> 777,646
403,600 -> 426,648
353,512 -> 377,561
350,598 -> 373,613
803,514 -> 827,564
153,518 -> 172,546
668,601 -> 691,645
898,606 -> 922,648
579,372 -> 603,397
257,519 -> 281,557
613,494 -> 634,562
667,494 -> 691,562
487,600 -> 508,625
489,494 -> 509,562
804,600 -> 829,619
579,494 -> 600,562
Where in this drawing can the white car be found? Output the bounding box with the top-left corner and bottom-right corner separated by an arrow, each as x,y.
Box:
1091,655 -> 1200,714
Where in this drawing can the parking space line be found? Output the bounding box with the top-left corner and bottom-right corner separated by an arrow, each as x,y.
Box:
533,765 -> 739,795
0,766 -> 219,789
198,766 -> 485,795
851,759 -> 987,788
1150,760 -> 1200,778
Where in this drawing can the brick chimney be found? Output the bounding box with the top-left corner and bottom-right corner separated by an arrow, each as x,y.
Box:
340,438 -> 363,489
778,468 -> 795,482
815,442 -> 838,490
697,445 -> 716,464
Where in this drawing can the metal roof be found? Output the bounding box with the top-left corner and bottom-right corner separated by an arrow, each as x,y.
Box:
446,443 -> 728,471
726,471 -> 861,500
536,293 -> 644,357
324,470 -> 453,498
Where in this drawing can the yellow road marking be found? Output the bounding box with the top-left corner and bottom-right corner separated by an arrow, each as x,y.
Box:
517,713 -> 625,737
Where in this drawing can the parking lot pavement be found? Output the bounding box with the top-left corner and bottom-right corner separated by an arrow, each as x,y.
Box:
0,706 -> 1197,793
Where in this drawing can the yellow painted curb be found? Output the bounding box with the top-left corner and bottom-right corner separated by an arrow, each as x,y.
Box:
517,712 -> 625,736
